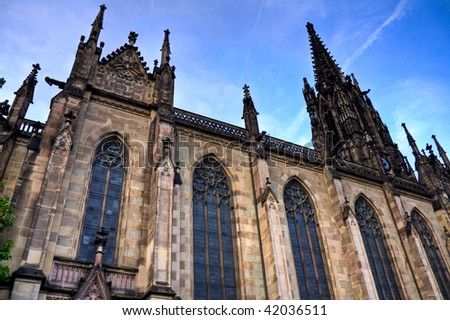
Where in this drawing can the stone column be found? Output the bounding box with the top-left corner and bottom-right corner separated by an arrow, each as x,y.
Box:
10,126 -> 73,299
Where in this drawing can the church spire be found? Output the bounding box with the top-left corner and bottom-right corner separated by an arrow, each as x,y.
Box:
402,123 -> 422,161
8,63 -> 40,126
242,84 -> 260,140
432,134 -> 450,170
160,29 -> 171,66
88,4 -> 106,42
306,22 -> 345,92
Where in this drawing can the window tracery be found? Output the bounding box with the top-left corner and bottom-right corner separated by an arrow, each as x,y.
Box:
78,137 -> 125,265
355,197 -> 401,299
284,180 -> 331,299
410,210 -> 450,299
193,157 -> 237,299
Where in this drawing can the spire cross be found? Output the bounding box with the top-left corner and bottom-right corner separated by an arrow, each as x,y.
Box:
31,64 -> 41,77
128,31 -> 138,46
64,110 -> 77,124
94,227 -> 108,248
243,84 -> 251,99
426,143 -> 434,155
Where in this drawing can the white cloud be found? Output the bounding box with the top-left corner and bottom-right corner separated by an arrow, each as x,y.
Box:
343,0 -> 408,71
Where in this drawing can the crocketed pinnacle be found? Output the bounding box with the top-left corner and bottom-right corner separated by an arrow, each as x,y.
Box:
306,22 -> 345,92
88,4 -> 107,42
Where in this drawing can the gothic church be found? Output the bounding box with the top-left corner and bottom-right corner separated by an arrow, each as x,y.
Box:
0,5 -> 449,300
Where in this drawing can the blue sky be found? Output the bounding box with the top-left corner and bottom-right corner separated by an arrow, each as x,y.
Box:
1,0 -> 449,167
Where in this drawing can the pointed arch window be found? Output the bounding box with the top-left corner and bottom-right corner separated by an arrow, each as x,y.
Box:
355,197 -> 401,299
78,137 -> 126,266
192,157 -> 237,299
284,180 -> 331,299
410,210 -> 450,299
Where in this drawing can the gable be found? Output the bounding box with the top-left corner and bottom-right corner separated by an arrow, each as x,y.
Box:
94,44 -> 156,103
99,45 -> 151,82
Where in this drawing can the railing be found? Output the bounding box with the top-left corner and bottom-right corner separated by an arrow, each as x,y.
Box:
173,108 -> 320,162
262,135 -> 320,161
337,159 -> 381,180
49,258 -> 138,296
173,108 -> 246,140
393,176 -> 428,195
18,118 -> 44,136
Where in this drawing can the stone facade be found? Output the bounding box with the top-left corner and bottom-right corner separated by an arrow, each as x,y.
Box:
0,6 -> 449,300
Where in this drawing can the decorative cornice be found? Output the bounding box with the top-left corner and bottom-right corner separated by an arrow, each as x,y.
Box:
176,127 -> 243,150
90,95 -> 151,117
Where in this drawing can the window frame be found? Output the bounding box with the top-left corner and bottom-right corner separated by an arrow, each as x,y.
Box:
354,196 -> 402,299
78,136 -> 127,266
192,156 -> 238,300
410,210 -> 450,299
283,178 -> 331,300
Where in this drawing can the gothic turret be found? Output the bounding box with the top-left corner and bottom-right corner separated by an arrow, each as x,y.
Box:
432,134 -> 450,171
402,122 -> 433,184
65,4 -> 106,97
242,84 -> 261,141
403,123 -> 450,210
402,123 -> 422,163
154,29 -> 176,122
160,29 -> 171,67
8,63 -> 40,128
88,4 -> 106,43
303,23 -> 413,179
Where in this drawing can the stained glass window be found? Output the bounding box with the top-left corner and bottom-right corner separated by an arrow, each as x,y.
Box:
284,180 -> 331,299
410,210 -> 450,299
78,137 -> 125,265
193,157 -> 237,299
355,197 -> 401,299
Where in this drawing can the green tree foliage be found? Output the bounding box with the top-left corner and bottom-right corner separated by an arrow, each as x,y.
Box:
0,184 -> 15,282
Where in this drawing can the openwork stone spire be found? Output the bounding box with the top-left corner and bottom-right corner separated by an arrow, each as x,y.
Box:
306,22 -> 345,92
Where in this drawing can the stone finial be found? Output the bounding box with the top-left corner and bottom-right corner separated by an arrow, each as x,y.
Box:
64,110 -> 77,125
243,84 -> 251,99
0,99 -> 10,116
160,29 -> 171,66
128,31 -> 139,46
94,228 -> 108,266
164,29 -> 170,38
426,143 -> 434,156
94,228 -> 108,248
